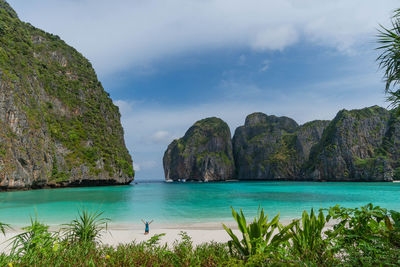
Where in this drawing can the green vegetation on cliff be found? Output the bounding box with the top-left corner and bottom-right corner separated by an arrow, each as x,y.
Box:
0,0 -> 133,188
308,106 -> 394,180
166,106 -> 399,181
232,112 -> 318,180
163,117 -> 235,181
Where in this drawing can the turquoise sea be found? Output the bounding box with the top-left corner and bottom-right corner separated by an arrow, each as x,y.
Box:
0,182 -> 399,226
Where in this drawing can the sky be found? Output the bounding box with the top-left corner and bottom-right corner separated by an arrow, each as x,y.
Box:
7,0 -> 399,180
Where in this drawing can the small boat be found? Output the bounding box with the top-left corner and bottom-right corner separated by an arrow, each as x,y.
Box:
165,179 -> 174,183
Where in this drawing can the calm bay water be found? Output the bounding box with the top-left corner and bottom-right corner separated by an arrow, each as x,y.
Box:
0,181 -> 399,226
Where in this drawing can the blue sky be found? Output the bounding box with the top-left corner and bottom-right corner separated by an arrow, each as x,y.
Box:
8,0 -> 399,180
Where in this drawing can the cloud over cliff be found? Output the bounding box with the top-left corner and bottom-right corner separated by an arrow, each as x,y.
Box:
9,0 -> 398,75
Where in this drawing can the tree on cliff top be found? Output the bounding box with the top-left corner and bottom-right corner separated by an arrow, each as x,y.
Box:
377,8 -> 400,113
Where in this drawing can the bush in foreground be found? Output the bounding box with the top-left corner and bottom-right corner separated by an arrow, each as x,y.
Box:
1,234 -> 230,267
0,204 -> 399,266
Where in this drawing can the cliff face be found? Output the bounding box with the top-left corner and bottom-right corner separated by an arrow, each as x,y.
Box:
307,106 -> 395,181
386,115 -> 400,179
163,117 -> 235,181
232,113 -> 299,179
0,1 -> 134,189
296,120 -> 330,161
232,113 -> 329,180
164,106 -> 399,182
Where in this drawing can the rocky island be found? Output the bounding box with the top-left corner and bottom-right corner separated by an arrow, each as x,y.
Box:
232,113 -> 329,180
163,117 -> 235,181
164,106 -> 400,182
0,0 -> 134,190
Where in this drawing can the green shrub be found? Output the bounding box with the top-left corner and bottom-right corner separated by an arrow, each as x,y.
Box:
1,205 -> 399,266
62,209 -> 110,244
9,215 -> 59,257
324,203 -> 400,265
223,206 -> 294,259
290,209 -> 334,264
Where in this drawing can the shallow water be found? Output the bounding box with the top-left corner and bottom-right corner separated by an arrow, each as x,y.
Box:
0,181 -> 399,226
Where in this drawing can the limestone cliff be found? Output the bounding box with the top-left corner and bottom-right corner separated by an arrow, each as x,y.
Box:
164,106 -> 400,182
386,115 -> 400,179
232,113 -> 299,179
0,1 -> 134,189
163,117 -> 235,181
307,106 -> 395,181
232,113 -> 329,180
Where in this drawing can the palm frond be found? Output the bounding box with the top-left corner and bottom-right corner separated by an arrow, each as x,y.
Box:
0,222 -> 11,236
377,9 -> 400,111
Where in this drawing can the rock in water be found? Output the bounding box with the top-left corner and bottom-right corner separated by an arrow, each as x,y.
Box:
163,106 -> 400,182
0,1 -> 134,189
232,107 -> 397,181
232,112 -> 311,180
163,117 -> 235,181
307,106 -> 395,181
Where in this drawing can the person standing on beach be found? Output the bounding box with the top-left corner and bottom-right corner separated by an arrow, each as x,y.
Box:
141,219 -> 153,235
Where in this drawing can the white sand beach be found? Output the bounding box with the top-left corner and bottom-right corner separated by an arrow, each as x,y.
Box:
0,219 -> 338,253
0,222 -> 242,253
100,222 -> 242,247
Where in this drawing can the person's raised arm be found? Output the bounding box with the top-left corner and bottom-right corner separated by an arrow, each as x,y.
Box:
149,220 -> 154,224
141,219 -> 145,224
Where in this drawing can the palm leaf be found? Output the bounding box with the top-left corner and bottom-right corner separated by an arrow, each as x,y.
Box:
0,222 -> 11,236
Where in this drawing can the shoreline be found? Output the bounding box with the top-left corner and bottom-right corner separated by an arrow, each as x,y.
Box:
0,218 -> 298,232
0,228 -> 239,253
1,179 -> 399,193
0,221 -> 241,233
0,218 -> 338,253
0,221 -> 242,253
0,182 -> 134,193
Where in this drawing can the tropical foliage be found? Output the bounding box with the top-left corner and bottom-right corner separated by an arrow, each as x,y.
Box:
62,209 -> 110,244
323,204 -> 400,265
223,204 -> 400,266
290,209 -> 333,264
0,204 -> 399,266
377,8 -> 400,112
0,222 -> 10,236
222,206 -> 294,258
9,215 -> 59,257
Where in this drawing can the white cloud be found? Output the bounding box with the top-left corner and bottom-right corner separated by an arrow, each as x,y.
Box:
113,99 -> 134,115
133,163 -> 141,171
133,161 -> 157,173
8,0 -> 398,75
150,130 -> 172,143
252,26 -> 298,51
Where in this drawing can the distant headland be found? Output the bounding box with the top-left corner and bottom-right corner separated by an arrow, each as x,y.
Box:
163,105 -> 400,182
